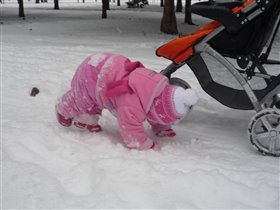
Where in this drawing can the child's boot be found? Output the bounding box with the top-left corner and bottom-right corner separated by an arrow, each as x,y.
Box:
73,121 -> 102,132
73,113 -> 101,132
57,112 -> 72,127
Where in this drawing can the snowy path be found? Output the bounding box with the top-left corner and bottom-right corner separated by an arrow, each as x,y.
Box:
1,2 -> 279,209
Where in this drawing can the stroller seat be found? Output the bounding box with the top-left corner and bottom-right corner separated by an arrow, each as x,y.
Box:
156,0 -> 278,64
156,0 -> 280,156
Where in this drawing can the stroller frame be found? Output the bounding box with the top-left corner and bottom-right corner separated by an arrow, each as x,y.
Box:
159,0 -> 280,156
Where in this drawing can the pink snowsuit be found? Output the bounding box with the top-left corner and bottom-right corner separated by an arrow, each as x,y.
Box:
57,53 -> 172,150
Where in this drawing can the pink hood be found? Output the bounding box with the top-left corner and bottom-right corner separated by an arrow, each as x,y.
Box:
128,68 -> 168,113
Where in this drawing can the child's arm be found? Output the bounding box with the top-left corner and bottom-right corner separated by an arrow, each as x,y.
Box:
116,106 -> 155,150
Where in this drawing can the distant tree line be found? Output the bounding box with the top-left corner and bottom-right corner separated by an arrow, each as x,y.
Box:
16,0 -> 193,35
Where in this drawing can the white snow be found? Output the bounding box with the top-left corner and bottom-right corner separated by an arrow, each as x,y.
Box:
1,1 -> 280,209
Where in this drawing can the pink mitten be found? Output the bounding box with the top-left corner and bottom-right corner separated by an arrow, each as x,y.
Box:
155,129 -> 176,137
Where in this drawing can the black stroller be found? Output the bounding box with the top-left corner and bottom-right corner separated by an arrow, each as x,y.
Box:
156,0 -> 280,156
126,0 -> 149,8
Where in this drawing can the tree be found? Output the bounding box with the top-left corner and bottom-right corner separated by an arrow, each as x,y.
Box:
106,0 -> 110,10
102,0 -> 108,18
160,0 -> 178,34
176,0 -> 183,12
35,0 -> 40,3
18,0 -> 24,17
117,0 -> 120,6
54,0 -> 59,10
184,0 -> 194,24
160,0 -> 164,7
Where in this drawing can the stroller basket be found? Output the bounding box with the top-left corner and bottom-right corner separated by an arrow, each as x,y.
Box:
156,0 -> 280,156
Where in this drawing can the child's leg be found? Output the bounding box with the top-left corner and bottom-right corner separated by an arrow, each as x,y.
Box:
56,92 -> 76,127
56,109 -> 73,127
56,55 -> 103,130
73,109 -> 102,132
56,90 -> 80,120
56,96 -> 103,132
56,90 -> 103,131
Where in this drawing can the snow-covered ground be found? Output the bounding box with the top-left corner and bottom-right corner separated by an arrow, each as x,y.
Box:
1,1 -> 279,209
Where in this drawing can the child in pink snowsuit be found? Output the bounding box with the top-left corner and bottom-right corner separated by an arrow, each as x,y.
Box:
56,53 -> 198,150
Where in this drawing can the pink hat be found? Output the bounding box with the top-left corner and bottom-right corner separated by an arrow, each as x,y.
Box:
146,84 -> 198,125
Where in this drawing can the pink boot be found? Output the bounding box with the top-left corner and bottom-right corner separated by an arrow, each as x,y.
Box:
73,121 -> 102,132
57,112 -> 72,127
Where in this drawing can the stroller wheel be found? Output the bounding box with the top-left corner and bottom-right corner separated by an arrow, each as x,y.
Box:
169,77 -> 191,89
248,108 -> 280,157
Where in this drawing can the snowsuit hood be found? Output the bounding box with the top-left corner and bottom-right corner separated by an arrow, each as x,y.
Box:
128,68 -> 168,113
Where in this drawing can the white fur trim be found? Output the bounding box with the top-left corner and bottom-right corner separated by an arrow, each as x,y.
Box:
173,87 -> 198,115
184,89 -> 199,106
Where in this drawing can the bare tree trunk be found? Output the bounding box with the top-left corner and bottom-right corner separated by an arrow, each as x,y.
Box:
54,0 -> 59,9
176,0 -> 183,12
35,0 -> 40,4
117,0 -> 120,6
160,0 -> 178,34
184,0 -> 194,24
18,0 -> 25,17
106,0 -> 110,10
160,0 -> 164,7
102,0 -> 107,18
